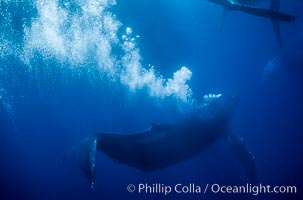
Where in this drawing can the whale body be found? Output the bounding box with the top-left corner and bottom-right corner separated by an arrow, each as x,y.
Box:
207,0 -> 296,47
78,94 -> 258,188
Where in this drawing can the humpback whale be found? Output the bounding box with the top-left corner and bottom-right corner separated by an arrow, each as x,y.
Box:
207,0 -> 296,47
78,94 -> 258,188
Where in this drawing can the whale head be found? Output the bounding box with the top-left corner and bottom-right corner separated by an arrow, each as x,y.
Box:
190,93 -> 239,122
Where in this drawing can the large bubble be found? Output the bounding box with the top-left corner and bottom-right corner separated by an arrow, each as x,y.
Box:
13,0 -> 194,103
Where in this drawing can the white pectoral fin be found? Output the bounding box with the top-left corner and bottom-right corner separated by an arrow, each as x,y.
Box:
228,134 -> 258,183
78,135 -> 98,189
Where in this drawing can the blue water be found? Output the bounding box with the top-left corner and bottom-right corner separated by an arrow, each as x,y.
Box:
0,0 -> 303,199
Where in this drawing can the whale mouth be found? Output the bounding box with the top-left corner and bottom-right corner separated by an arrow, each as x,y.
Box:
201,93 -> 223,105
194,93 -> 239,115
203,93 -> 222,100
202,93 -> 239,104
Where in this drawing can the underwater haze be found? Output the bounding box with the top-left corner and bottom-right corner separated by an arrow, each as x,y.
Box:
0,0 -> 303,199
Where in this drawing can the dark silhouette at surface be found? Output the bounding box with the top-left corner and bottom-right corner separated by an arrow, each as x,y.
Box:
207,0 -> 296,47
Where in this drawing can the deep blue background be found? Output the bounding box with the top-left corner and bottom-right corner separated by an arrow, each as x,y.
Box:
0,0 -> 303,199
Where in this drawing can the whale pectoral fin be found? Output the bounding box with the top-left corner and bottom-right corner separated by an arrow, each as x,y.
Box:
272,19 -> 282,47
270,0 -> 282,47
78,135 -> 98,189
227,134 -> 258,183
